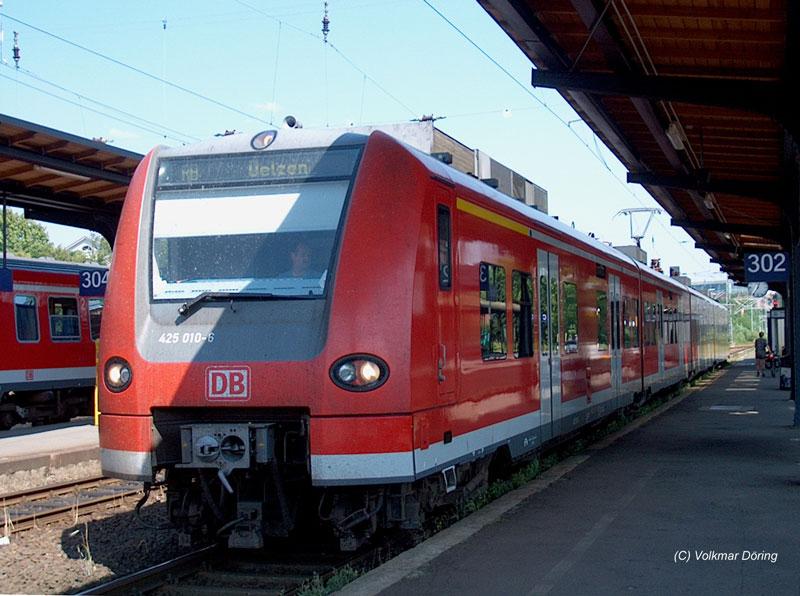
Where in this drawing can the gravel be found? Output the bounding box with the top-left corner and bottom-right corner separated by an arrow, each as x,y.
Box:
1,460 -> 103,495
0,460 -> 196,595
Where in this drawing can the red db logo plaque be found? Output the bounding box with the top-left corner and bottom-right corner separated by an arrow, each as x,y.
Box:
206,367 -> 250,400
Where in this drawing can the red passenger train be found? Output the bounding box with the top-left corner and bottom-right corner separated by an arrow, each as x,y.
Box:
0,256 -> 106,429
98,128 -> 728,549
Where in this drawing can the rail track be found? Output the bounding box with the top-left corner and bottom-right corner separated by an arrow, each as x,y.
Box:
0,476 -> 142,534
79,537 -> 399,595
729,344 -> 753,360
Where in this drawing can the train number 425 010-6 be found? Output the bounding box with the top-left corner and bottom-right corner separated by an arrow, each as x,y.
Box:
158,332 -> 215,344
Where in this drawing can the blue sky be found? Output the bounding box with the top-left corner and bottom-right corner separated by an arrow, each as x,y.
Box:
0,0 -> 723,281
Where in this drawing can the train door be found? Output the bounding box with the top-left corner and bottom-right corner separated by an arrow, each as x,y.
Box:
538,249 -> 561,440
609,274 -> 622,395
679,297 -> 688,376
435,189 -> 456,402
656,289 -> 665,376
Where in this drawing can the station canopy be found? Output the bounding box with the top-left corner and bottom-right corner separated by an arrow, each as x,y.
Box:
479,1 -> 793,282
0,113 -> 143,244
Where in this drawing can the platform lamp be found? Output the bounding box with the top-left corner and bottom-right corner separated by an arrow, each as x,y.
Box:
665,122 -> 685,151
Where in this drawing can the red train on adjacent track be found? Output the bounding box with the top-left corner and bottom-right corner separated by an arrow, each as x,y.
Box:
1,256 -> 106,429
99,128 -> 728,549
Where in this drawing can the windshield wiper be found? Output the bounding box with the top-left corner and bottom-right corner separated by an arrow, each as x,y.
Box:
178,291 -> 317,317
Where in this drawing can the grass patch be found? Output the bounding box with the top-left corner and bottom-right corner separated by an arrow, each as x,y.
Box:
297,565 -> 362,596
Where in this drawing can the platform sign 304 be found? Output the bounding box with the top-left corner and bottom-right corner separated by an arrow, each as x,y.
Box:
744,252 -> 789,283
79,269 -> 109,296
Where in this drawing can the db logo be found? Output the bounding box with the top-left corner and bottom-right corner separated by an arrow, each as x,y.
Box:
206,367 -> 250,400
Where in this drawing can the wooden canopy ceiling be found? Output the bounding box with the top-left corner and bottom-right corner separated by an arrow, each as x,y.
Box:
479,0 -> 794,281
0,113 -> 142,243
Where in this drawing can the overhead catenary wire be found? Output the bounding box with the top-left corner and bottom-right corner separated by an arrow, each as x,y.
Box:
0,12 -> 268,124
270,21 -> 282,126
232,0 -> 418,118
0,62 -> 199,143
0,69 -> 196,144
420,0 -> 707,269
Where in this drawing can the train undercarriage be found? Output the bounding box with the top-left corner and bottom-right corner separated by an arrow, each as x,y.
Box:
151,409 -> 495,551
0,388 -> 94,430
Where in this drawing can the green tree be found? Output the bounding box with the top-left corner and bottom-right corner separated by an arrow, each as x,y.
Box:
1,211 -> 91,263
1,211 -> 53,258
48,245 -> 89,263
85,233 -> 112,266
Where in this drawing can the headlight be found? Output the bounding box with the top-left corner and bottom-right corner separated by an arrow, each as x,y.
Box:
104,357 -> 132,392
251,129 -> 277,150
330,355 -> 389,392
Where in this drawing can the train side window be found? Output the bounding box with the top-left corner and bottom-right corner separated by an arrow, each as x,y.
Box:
623,298 -> 631,348
657,302 -> 663,344
437,205 -> 452,290
48,297 -> 80,341
89,298 -> 104,341
14,294 -> 39,342
642,302 -> 650,346
563,282 -> 578,353
596,291 -> 608,350
512,270 -> 533,358
663,307 -> 677,344
539,275 -> 549,354
550,275 -> 560,353
631,299 -> 640,347
480,263 -> 507,360
651,302 -> 659,346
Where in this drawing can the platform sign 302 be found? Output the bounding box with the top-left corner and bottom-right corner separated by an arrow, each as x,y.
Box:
744,252 -> 789,282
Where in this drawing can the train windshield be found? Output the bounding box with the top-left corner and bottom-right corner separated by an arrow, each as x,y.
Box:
151,146 -> 360,301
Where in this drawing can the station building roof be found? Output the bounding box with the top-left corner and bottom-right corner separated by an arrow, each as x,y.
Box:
0,113 -> 143,243
479,1 -> 793,282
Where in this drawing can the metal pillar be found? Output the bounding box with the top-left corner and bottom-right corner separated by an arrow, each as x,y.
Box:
792,237 -> 800,425
2,192 -> 6,268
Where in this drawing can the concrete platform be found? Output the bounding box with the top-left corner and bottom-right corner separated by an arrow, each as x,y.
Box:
342,361 -> 800,595
0,418 -> 99,475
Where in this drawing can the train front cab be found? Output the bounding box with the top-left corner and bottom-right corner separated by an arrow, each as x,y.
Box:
99,131 -> 442,548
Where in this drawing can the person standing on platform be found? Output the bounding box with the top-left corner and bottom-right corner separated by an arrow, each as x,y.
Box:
754,332 -> 769,377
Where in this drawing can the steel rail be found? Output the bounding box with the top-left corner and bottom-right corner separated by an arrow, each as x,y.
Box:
78,537 -> 399,595
1,476 -> 142,534
0,475 -> 113,506
77,544 -> 220,595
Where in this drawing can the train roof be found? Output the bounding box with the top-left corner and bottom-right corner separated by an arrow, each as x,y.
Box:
156,127 -> 724,311
399,134 -> 726,311
156,127 -> 369,159
2,254 -> 106,274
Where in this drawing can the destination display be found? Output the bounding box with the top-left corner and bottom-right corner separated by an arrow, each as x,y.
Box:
156,146 -> 361,189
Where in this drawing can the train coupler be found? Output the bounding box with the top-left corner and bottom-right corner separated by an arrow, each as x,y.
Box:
177,423 -> 276,474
